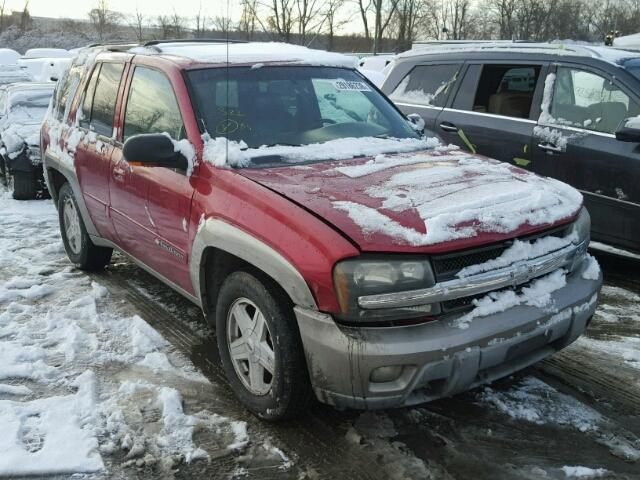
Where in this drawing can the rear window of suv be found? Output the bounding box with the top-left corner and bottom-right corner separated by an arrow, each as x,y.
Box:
186,66 -> 418,151
390,64 -> 460,107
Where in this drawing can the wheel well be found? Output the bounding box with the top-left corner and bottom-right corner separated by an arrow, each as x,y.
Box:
46,168 -> 67,205
200,247 -> 294,322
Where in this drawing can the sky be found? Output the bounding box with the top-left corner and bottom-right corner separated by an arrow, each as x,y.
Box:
3,0 -> 233,20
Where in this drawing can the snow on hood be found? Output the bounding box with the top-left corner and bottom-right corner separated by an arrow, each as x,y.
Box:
0,123 -> 40,156
237,149 -> 583,251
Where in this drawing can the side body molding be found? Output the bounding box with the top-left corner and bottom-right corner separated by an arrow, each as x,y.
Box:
43,149 -> 101,238
190,218 -> 318,311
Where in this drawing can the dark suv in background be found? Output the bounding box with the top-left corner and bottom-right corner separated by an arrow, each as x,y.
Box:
382,43 -> 640,255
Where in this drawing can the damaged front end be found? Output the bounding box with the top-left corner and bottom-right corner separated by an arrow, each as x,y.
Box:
1,142 -> 48,200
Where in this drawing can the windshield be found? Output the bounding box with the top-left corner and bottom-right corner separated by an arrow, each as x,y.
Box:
187,66 -> 418,152
7,89 -> 52,123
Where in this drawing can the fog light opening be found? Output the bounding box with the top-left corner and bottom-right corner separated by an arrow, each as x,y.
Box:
370,365 -> 404,383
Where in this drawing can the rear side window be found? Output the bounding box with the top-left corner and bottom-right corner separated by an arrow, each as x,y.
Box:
53,64 -> 83,122
390,64 -> 460,107
472,65 -> 540,119
123,67 -> 184,141
86,62 -> 125,137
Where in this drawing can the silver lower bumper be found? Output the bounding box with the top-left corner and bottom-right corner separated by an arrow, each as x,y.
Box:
295,258 -> 602,410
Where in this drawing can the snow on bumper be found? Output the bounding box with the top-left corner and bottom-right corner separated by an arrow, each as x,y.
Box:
295,257 -> 602,410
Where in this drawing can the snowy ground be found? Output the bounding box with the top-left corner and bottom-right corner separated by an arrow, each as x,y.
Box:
1,189 -> 639,479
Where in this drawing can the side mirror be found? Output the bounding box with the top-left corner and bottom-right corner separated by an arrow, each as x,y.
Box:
407,113 -> 425,133
122,133 -> 188,170
615,118 -> 640,142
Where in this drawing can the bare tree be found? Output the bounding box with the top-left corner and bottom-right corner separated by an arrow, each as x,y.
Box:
357,0 -> 372,40
194,3 -> 208,38
238,0 -> 262,39
88,0 -> 121,41
20,0 -> 32,32
324,0 -> 346,50
0,0 -> 6,33
212,15 -> 233,33
128,8 -> 146,42
296,0 -> 324,44
372,0 -> 400,53
266,0 -> 296,42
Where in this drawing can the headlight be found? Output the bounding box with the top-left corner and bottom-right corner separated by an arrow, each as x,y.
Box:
333,257 -> 438,325
570,207 -> 590,245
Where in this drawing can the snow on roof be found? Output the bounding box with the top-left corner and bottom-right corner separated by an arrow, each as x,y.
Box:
130,42 -> 357,68
399,42 -> 640,65
23,48 -> 73,59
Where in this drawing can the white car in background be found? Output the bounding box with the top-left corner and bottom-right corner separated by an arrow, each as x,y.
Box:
0,48 -> 20,66
18,48 -> 73,82
357,54 -> 395,88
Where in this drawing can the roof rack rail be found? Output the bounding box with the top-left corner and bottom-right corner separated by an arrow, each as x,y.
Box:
143,38 -> 248,47
85,42 -> 138,52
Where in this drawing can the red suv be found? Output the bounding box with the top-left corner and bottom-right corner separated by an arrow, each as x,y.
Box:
42,41 -> 602,420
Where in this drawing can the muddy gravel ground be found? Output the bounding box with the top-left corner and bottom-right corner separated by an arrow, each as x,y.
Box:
1,192 -> 639,480
93,250 -> 640,480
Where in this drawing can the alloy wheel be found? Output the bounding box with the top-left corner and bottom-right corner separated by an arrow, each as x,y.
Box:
226,297 -> 276,396
62,197 -> 82,254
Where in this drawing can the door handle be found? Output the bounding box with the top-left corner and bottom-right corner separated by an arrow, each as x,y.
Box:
537,143 -> 563,153
113,166 -> 125,182
439,122 -> 459,133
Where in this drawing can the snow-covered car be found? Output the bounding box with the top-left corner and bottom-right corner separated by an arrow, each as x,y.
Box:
17,57 -> 73,83
0,82 -> 55,199
0,48 -> 20,65
0,65 -> 33,85
41,41 -> 602,420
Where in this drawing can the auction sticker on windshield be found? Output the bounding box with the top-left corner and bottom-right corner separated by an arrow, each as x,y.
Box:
331,79 -> 372,92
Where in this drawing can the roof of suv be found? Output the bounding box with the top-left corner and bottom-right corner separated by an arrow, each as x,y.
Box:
128,41 -> 357,68
397,42 -> 640,66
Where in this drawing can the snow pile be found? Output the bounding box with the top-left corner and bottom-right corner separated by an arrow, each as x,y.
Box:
0,193 -> 293,476
582,254 -> 601,280
164,133 -> 196,176
333,154 -> 582,247
453,269 -> 568,329
457,233 -> 577,278
479,377 -> 601,432
561,466 -> 609,478
202,134 -> 439,168
0,371 -> 104,476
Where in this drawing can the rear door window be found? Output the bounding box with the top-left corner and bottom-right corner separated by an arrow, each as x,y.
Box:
472,65 -> 540,118
550,67 -> 640,133
123,67 -> 184,141
88,62 -> 125,137
390,64 -> 460,107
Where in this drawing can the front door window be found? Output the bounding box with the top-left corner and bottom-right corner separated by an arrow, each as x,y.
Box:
549,67 -> 640,133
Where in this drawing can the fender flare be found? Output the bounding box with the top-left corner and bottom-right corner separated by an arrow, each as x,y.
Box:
190,218 -> 318,312
43,149 -> 100,238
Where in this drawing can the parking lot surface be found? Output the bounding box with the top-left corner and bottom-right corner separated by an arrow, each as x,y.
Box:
0,191 -> 638,479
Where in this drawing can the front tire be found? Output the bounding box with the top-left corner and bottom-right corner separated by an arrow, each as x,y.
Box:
216,271 -> 313,420
58,183 -> 112,270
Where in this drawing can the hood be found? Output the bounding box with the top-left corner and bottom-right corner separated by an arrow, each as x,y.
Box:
237,148 -> 583,253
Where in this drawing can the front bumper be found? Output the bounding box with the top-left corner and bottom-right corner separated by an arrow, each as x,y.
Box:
295,257 -> 602,409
